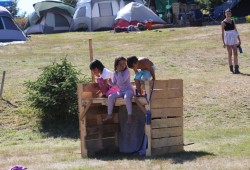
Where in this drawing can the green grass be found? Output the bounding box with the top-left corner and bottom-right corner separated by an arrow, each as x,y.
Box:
0,24 -> 250,169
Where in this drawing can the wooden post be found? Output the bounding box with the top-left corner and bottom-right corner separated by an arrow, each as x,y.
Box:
144,80 -> 151,156
0,71 -> 6,99
88,39 -> 95,82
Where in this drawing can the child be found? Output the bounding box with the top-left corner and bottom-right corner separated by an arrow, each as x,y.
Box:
221,9 -> 241,74
127,56 -> 155,95
103,56 -> 134,123
89,59 -> 119,97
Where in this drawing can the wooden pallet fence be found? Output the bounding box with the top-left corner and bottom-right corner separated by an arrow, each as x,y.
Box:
150,79 -> 184,156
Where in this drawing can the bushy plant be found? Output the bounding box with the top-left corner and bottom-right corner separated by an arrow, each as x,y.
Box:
25,58 -> 85,122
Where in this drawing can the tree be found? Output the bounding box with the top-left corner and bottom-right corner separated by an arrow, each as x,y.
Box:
195,0 -> 227,10
7,0 -> 19,17
61,0 -> 77,7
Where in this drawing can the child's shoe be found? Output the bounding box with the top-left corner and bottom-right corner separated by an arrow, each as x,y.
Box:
102,115 -> 112,122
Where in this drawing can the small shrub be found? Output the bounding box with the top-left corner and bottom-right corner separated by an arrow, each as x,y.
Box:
25,58 -> 87,122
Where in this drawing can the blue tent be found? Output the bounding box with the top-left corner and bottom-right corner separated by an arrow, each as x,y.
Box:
214,0 -> 241,18
0,0 -> 13,7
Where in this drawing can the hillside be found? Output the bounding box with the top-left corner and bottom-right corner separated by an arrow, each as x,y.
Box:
0,24 -> 250,169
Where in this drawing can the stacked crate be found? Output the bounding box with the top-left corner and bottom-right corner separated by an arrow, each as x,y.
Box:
77,79 -> 184,157
77,83 -> 120,157
149,79 -> 184,156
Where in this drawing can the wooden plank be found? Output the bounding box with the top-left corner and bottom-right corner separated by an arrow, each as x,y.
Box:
145,80 -> 151,156
152,136 -> 183,148
152,117 -> 183,128
151,145 -> 184,156
86,124 -> 119,135
168,79 -> 183,89
134,97 -> 147,114
151,108 -> 183,118
152,89 -> 183,99
151,98 -> 183,108
152,127 -> 183,138
150,80 -> 168,89
82,97 -> 147,106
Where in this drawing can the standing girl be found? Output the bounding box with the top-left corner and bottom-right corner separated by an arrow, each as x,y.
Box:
103,56 -> 134,123
89,59 -> 119,97
221,9 -> 241,74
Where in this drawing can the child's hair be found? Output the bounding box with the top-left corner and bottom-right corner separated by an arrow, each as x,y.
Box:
225,8 -> 231,13
89,59 -> 105,72
127,56 -> 138,68
114,56 -> 127,71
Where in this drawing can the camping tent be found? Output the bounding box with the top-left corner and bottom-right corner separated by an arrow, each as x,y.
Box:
24,1 -> 75,34
214,0 -> 241,19
113,2 -> 166,28
231,0 -> 250,17
0,6 -> 27,42
0,0 -> 13,7
70,0 -> 143,31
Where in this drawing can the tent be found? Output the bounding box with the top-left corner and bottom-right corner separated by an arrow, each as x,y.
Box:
214,0 -> 246,18
0,0 -> 13,7
70,0 -> 143,31
231,0 -> 250,17
113,2 -> 166,28
24,1 -> 75,34
0,6 -> 27,42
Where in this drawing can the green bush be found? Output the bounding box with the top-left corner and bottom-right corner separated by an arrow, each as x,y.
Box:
25,58 -> 85,121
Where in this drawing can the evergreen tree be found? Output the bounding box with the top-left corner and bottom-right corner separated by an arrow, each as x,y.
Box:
7,0 -> 19,17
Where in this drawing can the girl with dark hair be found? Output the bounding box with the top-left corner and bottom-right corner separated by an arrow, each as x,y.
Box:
103,56 -> 134,123
221,9 -> 241,74
89,59 -> 118,97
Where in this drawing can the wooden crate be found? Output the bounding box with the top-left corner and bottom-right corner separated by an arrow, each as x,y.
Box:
149,79 -> 184,156
77,79 -> 184,157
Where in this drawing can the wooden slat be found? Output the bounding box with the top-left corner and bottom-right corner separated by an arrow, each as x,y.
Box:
145,81 -> 151,156
152,136 -> 183,148
151,108 -> 183,118
151,98 -> 183,108
86,124 -> 120,135
81,97 -> 147,106
152,117 -> 183,128
152,145 -> 184,156
152,89 -> 183,99
168,79 -> 183,89
150,80 -> 168,89
152,127 -> 183,138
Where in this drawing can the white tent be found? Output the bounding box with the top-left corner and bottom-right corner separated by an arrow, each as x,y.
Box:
114,2 -> 166,28
24,1 -> 75,34
70,0 -> 143,31
0,6 -> 27,42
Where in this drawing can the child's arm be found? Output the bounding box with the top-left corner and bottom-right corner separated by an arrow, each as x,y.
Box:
141,59 -> 155,80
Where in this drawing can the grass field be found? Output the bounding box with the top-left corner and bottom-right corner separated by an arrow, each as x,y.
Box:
0,23 -> 250,170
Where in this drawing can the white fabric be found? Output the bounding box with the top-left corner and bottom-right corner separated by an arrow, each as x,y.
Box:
101,68 -> 114,80
224,30 -> 238,46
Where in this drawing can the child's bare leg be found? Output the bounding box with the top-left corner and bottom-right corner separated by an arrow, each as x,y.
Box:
135,79 -> 142,95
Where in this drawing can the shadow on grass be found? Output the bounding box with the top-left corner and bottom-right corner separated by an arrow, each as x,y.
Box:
39,118 -> 80,139
93,150 -> 215,163
239,72 -> 250,76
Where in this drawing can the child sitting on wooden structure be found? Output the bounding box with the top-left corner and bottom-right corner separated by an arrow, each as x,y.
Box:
89,59 -> 119,97
103,56 -> 134,123
127,56 -> 156,95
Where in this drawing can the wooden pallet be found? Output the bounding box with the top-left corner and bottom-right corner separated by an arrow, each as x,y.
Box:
77,79 -> 184,157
